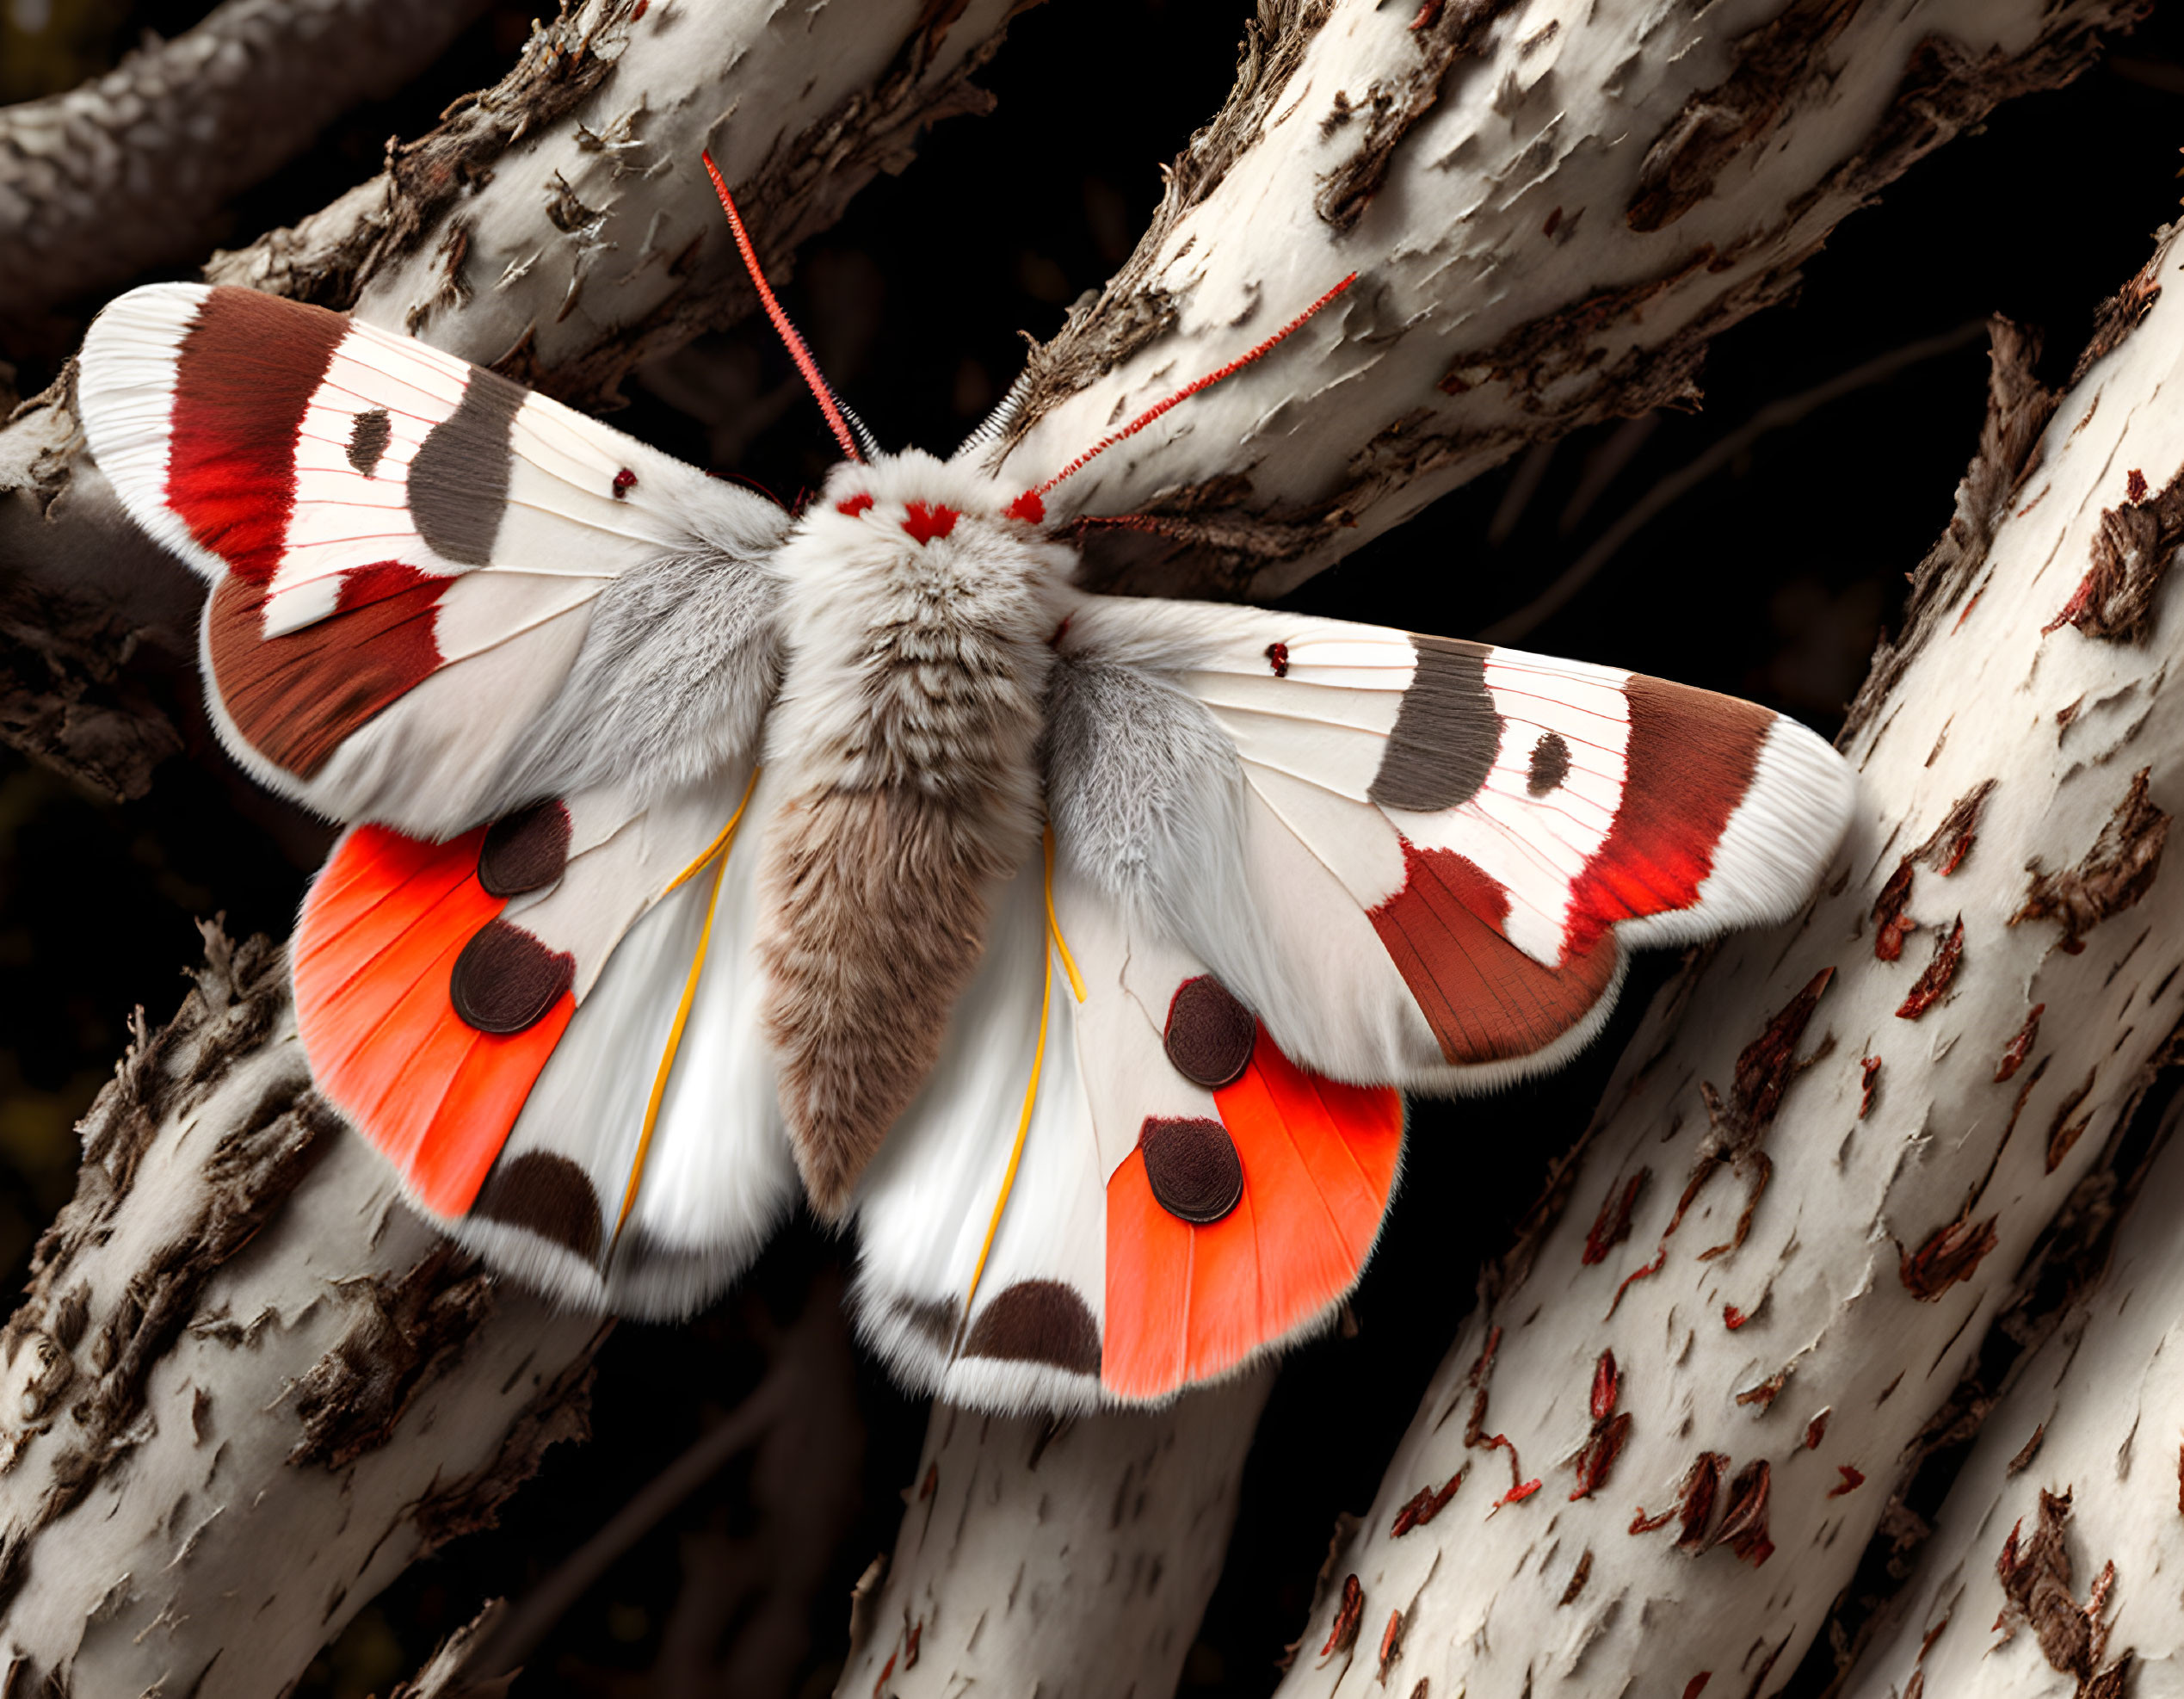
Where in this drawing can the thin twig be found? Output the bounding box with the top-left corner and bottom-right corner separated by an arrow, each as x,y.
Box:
1480,320 -> 1990,645
463,1364 -> 794,1679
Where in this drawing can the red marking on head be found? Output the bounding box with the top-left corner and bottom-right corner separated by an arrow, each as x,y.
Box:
1033,272 -> 1357,508
1266,642 -> 1291,678
1006,489 -> 1046,525
700,151 -> 862,465
612,467 -> 637,499
836,492 -> 875,517
900,502 -> 958,544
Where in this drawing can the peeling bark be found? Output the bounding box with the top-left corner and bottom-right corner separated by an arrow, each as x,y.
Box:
1272,226 -> 2184,1699
832,1371 -> 1274,1699
1835,1100 -> 2184,1699
0,0 -> 2164,1689
0,0 -> 1035,800
0,0 -> 494,335
0,929 -> 605,1692
992,0 -> 2144,602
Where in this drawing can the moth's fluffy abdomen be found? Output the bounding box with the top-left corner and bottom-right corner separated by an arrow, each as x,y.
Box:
757,449 -> 1075,1210
759,783 -> 1021,1216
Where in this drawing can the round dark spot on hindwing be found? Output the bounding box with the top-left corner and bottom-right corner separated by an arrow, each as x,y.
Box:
450,919 -> 573,1034
346,409 -> 392,478
1527,731 -> 1571,796
1140,1116 -> 1244,1224
478,800 -> 571,896
962,1280 -> 1101,1374
472,1151 -> 603,1262
1163,976 -> 1256,1088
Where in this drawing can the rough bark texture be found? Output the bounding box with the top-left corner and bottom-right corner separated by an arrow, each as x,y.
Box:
834,1370 -> 1275,1699
0,0 -> 494,334
1269,233 -> 2184,1699
1837,1098 -> 2184,1699
988,0 -> 2148,601
0,928 -> 607,1694
0,3 -> 1039,1686
0,0 -> 2162,1690
0,0 -> 1034,801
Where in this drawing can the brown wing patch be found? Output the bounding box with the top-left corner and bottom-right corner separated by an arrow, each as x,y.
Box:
206,565 -> 447,778
963,1280 -> 1101,1375
1370,842 -> 1618,1065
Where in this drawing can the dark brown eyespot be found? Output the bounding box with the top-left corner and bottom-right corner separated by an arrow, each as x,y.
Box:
1139,1117 -> 1244,1225
1163,975 -> 1256,1088
450,920 -> 573,1034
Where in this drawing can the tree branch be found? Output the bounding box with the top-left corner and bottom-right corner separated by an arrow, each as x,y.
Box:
0,0 -> 495,337
989,0 -> 2150,601
1272,235 -> 2184,1699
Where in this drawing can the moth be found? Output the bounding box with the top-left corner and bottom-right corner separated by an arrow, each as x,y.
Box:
74,162 -> 1855,1413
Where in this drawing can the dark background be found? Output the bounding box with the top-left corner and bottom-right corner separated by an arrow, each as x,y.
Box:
3,3 -> 2183,1694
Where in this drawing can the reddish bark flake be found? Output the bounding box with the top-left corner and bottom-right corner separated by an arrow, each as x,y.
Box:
1731,968 -> 1833,1129
1605,1247 -> 1665,1319
904,1620 -> 922,1670
1859,1054 -> 1882,1118
917,1461 -> 938,1500
1896,917 -> 1965,1019
1735,1368 -> 1789,1412
1682,1677 -> 1712,1699
2045,1069 -> 2097,1173
1805,1409 -> 1831,1450
1458,1325 -> 1503,1447
1900,1209 -> 2001,1301
1409,0 -> 1443,26
1648,1450 -> 1728,1550
2177,1440 -> 2184,1517
2128,468 -> 2149,503
1828,1464 -> 1866,1498
1582,1170 -> 1649,1265
1321,1575 -> 1364,1659
1591,1349 -> 1621,1421
2043,472 -> 2184,643
1710,1460 -> 1774,1566
2007,1424 -> 2046,1478
1996,1004 -> 2045,1082
1994,1488 -> 2122,1683
873,1653 -> 896,1699
1570,1413 -> 1632,1502
1476,1430 -> 1541,1509
2013,767 -> 2172,947
1723,1304 -> 1748,1330
1390,1467 -> 1465,1536
1871,783 -> 1992,962
1557,1548 -> 1594,1606
1872,862 -> 1916,961
1570,1345 -> 1630,1499
1377,1609 -> 1405,1678
1497,1476 -> 1544,1508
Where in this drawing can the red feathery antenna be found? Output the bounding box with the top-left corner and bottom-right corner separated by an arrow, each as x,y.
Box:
1010,272 -> 1358,522
701,151 -> 863,465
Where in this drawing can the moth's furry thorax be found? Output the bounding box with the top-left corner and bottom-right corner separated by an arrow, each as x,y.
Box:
756,450 -> 1078,1215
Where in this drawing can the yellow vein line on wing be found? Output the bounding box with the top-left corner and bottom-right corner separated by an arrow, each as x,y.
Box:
614,766 -> 762,1240
962,831 -> 1077,1324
